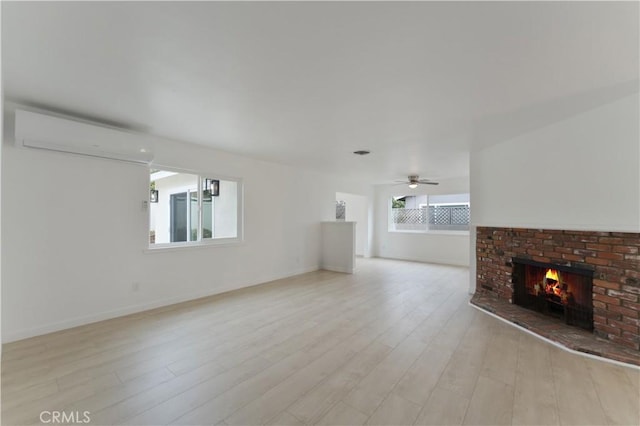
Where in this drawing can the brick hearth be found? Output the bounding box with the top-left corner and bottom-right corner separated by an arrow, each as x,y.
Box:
475,227 -> 640,352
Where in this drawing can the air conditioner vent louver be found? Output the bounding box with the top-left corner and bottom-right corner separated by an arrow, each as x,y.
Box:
14,110 -> 154,164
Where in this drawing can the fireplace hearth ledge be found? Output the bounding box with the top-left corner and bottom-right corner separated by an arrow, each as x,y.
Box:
470,293 -> 640,368
476,226 -> 640,352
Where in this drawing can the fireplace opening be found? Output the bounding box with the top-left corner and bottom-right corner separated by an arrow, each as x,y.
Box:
512,257 -> 594,331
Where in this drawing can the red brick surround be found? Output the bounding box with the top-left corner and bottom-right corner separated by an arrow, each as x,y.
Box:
476,227 -> 640,350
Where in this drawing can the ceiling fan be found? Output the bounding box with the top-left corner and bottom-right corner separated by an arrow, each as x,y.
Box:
395,175 -> 439,188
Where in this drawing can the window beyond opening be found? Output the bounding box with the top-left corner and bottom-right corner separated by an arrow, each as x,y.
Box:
389,193 -> 469,232
336,200 -> 346,221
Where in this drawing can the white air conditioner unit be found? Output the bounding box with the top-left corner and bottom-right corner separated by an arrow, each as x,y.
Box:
14,110 -> 154,164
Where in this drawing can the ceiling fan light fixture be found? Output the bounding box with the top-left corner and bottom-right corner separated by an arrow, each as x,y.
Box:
394,175 -> 439,187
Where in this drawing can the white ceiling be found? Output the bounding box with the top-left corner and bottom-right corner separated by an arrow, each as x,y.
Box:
3,1 -> 638,183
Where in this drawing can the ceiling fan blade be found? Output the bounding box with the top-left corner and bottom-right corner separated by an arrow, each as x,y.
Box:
420,181 -> 439,185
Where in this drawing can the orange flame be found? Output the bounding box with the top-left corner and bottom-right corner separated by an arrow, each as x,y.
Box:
545,269 -> 559,282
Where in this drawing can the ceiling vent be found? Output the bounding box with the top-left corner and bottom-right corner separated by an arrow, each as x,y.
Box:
14,110 -> 154,165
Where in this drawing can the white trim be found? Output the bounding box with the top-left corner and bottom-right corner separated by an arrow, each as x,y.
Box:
145,238 -> 245,253
471,222 -> 640,233
375,255 -> 470,268
429,202 -> 471,207
321,265 -> 355,274
388,229 -> 470,236
469,302 -> 640,370
2,265 -> 320,343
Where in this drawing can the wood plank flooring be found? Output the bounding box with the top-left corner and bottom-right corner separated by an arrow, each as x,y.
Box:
2,258 -> 639,425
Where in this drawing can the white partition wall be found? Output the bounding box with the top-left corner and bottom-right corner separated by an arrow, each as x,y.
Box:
335,192 -> 370,257
321,221 -> 356,274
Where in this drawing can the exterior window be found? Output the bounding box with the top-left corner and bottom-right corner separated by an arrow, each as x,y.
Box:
389,193 -> 469,232
149,170 -> 241,246
336,200 -> 346,221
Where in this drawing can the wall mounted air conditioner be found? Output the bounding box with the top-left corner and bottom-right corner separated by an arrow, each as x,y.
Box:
14,109 -> 154,164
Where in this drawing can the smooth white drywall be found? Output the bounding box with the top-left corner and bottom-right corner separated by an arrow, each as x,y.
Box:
321,221 -> 356,273
373,177 -> 471,267
335,192 -> 370,257
0,39 -> 3,357
468,93 -> 640,294
471,93 -> 640,232
1,104 -> 373,342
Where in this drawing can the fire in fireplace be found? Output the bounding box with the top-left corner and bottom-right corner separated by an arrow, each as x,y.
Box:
512,258 -> 594,331
539,269 -> 572,304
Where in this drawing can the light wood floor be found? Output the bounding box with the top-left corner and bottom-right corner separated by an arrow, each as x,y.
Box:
2,258 -> 639,426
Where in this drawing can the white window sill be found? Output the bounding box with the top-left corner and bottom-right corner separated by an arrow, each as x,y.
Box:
388,229 -> 470,236
144,238 -> 244,253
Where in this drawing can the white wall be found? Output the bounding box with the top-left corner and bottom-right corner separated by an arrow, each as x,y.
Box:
471,93 -> 640,232
403,195 -> 428,209
0,31 -> 3,356
321,221 -> 356,273
469,93 -> 640,293
335,192 -> 370,257
1,104 -> 373,342
373,177 -> 471,267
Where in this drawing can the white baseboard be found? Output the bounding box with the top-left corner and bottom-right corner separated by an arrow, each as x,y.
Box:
321,265 -> 355,274
375,255 -> 470,268
3,265 -> 320,343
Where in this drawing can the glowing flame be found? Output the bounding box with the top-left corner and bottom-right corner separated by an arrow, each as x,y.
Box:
545,269 -> 560,282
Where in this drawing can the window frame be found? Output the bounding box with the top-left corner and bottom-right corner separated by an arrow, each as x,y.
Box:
388,193 -> 470,235
147,165 -> 244,250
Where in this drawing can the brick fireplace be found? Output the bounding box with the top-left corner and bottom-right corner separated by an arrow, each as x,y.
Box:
475,227 -> 640,351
